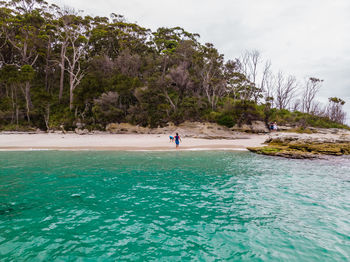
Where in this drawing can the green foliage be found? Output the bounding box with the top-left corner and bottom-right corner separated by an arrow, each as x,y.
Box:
92,92 -> 123,125
137,88 -> 169,127
268,108 -> 349,129
19,65 -> 35,81
329,97 -> 345,105
0,124 -> 36,132
216,114 -> 236,128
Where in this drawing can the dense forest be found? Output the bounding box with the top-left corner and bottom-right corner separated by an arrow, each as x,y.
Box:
0,0 -> 348,131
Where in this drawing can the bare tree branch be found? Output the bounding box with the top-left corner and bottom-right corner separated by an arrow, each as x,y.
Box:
275,72 -> 298,110
302,77 -> 323,114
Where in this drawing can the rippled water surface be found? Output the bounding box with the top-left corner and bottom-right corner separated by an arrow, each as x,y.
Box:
0,151 -> 350,261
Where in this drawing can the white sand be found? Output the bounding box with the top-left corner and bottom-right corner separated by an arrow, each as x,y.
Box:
0,133 -> 268,151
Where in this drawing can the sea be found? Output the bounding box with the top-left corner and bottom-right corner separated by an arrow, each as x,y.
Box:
0,151 -> 349,261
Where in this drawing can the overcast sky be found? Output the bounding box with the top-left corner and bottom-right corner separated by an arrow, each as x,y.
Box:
50,0 -> 350,122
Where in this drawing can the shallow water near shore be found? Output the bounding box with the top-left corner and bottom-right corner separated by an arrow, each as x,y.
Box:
0,151 -> 349,261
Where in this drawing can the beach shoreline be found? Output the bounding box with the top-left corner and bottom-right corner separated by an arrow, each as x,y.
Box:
0,133 -> 268,151
2,128 -> 349,152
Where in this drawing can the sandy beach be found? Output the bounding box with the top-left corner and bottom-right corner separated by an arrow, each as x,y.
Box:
0,133 -> 268,151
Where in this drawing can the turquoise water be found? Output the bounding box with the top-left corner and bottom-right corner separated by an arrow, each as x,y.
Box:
0,151 -> 349,261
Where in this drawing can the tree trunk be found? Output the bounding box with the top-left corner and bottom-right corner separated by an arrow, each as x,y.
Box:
164,90 -> 176,111
204,84 -> 212,107
16,106 -> 19,126
212,95 -> 218,110
11,85 -> 15,124
14,86 -> 19,126
160,56 -> 176,111
45,42 -> 50,92
69,73 -> 74,110
59,45 -> 66,101
44,104 -> 50,131
25,81 -> 32,122
45,62 -> 49,92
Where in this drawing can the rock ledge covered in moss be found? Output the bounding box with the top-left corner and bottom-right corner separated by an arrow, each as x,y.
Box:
248,134 -> 350,159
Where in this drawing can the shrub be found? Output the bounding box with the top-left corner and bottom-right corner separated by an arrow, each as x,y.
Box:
217,113 -> 236,128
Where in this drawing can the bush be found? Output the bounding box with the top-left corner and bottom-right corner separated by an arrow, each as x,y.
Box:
216,113 -> 236,128
267,108 -> 350,130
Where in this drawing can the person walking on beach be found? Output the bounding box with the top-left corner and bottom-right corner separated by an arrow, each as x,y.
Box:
174,133 -> 181,149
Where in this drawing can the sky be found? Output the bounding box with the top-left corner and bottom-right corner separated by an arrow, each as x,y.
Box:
50,0 -> 350,122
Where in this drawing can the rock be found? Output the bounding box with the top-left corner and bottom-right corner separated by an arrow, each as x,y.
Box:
75,128 -> 89,135
248,133 -> 350,159
232,121 -> 269,133
251,121 -> 269,133
247,146 -> 318,159
106,121 -> 242,138
76,121 -> 84,129
277,125 -> 293,131
106,123 -> 150,134
60,124 -> 66,134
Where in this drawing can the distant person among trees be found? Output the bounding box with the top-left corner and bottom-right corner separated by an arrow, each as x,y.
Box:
174,133 -> 181,149
273,122 -> 278,131
269,122 -> 278,131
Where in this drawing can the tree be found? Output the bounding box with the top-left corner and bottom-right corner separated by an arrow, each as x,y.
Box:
260,61 -> 275,106
55,7 -> 74,101
63,15 -> 90,110
153,26 -> 199,55
327,97 -> 346,124
239,50 -> 260,85
238,50 -> 264,102
152,27 -> 200,112
275,72 -> 298,110
3,0 -> 47,121
197,43 -> 226,109
115,48 -> 140,78
93,91 -> 123,124
302,77 -> 323,114
0,65 -> 21,125
0,3 -> 13,64
19,64 -> 35,121
224,59 -> 250,101
39,5 -> 56,92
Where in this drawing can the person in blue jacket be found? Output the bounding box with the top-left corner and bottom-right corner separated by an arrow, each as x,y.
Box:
174,133 -> 181,149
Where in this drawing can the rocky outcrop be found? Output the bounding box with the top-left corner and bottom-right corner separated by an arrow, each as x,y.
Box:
231,121 -> 269,133
106,123 -> 151,134
248,132 -> 350,159
247,146 -> 319,159
75,128 -> 90,135
106,121 -> 269,137
106,122 -> 240,138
